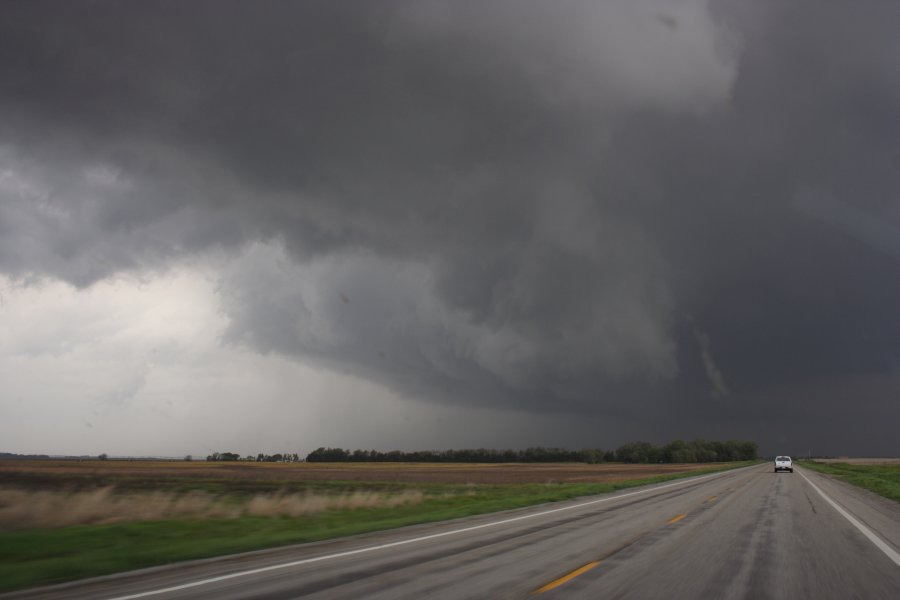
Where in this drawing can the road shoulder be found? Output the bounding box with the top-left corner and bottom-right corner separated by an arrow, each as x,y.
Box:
797,466 -> 900,561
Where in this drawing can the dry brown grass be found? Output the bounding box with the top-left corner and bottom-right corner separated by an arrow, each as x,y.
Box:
0,488 -> 425,530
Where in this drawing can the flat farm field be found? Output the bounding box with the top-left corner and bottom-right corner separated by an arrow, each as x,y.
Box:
0,459 -> 753,592
0,459 -> 715,487
810,457 -> 900,465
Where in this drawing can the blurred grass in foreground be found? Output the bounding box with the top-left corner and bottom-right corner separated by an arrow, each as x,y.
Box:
0,461 -> 754,593
800,461 -> 900,503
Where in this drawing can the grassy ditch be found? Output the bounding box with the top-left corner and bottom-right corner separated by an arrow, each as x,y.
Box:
0,461 -> 754,593
800,461 -> 900,503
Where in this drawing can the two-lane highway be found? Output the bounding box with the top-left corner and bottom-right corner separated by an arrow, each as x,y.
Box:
4,464 -> 898,599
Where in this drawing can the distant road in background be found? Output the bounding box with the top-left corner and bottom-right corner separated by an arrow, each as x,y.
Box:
5,464 -> 898,600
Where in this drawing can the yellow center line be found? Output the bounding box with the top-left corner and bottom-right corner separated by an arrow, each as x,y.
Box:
668,513 -> 687,524
533,561 -> 602,594
706,495 -> 718,503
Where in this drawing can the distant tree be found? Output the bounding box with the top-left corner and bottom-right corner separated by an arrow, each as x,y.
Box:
306,447 -> 350,462
581,448 -> 603,464
184,455 -> 192,462
615,442 -> 654,463
98,453 -> 108,461
205,451 -> 240,462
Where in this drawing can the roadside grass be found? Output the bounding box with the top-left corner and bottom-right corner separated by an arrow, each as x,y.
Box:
0,461 -> 755,593
799,461 -> 900,503
0,488 -> 429,529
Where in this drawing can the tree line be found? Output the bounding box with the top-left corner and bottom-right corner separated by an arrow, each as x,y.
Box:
305,439 -> 757,464
206,452 -> 303,462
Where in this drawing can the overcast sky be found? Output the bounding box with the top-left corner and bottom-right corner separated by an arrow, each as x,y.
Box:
1,0 -> 898,458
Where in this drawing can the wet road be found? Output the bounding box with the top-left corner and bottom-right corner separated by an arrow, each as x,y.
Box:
5,463 -> 899,600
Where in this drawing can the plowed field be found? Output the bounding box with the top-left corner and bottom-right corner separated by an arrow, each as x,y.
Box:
0,459 -> 713,485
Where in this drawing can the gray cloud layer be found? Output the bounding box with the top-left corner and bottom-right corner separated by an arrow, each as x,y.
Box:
1,1 -> 898,454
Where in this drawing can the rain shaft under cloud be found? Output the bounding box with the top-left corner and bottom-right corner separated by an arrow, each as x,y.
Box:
1,0 -> 898,456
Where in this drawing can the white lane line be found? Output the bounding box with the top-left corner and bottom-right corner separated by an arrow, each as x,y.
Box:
106,466 -> 753,599
798,469 -> 900,567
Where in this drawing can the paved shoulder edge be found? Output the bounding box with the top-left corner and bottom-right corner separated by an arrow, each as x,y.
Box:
798,468 -> 900,567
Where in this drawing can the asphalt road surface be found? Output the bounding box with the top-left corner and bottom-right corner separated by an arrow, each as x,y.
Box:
5,464 -> 899,600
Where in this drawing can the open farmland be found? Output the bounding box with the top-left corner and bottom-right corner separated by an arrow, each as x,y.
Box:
0,459 -> 754,592
810,458 -> 900,465
0,459 -> 716,488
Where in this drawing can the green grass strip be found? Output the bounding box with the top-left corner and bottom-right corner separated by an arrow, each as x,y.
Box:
799,461 -> 900,504
0,461 -> 754,593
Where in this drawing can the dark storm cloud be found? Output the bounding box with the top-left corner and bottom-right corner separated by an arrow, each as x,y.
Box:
1,0 -> 898,453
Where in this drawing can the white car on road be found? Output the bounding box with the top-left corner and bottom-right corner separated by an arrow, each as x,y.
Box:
774,456 -> 793,473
